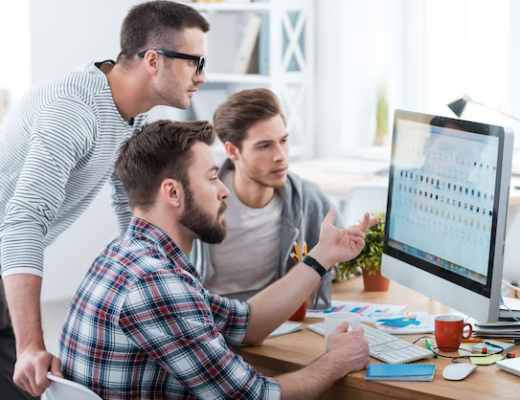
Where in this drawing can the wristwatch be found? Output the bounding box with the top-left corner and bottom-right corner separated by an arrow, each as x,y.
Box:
302,255 -> 328,278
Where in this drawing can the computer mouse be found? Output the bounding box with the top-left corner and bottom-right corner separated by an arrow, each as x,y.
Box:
442,363 -> 478,381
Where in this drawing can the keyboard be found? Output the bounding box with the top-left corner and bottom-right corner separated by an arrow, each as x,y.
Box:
307,322 -> 433,364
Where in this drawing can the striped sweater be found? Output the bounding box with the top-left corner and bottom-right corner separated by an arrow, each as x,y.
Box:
0,61 -> 147,278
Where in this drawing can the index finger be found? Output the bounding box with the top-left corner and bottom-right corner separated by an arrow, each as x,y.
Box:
350,327 -> 365,335
359,213 -> 370,232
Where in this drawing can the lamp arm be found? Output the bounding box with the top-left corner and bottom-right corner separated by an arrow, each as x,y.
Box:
503,279 -> 520,293
471,100 -> 520,124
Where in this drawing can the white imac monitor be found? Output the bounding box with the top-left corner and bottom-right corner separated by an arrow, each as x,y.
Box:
382,110 -> 514,322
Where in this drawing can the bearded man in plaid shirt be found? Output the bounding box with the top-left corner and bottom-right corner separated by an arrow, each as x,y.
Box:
58,120 -> 377,399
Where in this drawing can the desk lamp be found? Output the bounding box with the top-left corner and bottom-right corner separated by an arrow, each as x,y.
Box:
448,95 -> 520,123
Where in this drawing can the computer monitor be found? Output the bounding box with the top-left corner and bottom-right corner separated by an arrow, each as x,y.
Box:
382,110 -> 514,322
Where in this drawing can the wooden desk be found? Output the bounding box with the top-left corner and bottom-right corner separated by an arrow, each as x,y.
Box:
290,157 -> 520,215
239,277 -> 520,399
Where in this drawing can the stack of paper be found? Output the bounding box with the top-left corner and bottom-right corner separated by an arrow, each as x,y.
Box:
472,320 -> 520,340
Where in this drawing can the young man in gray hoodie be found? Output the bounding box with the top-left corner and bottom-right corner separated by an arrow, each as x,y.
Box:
191,89 -> 342,302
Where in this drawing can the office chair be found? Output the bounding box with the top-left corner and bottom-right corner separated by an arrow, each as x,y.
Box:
42,373 -> 102,400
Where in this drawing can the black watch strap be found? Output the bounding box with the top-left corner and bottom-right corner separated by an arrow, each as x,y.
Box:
302,255 -> 327,278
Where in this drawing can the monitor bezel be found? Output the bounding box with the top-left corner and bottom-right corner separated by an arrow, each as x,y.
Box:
383,110 -> 505,299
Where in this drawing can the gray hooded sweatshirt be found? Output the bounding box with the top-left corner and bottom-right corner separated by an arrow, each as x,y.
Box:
189,158 -> 342,303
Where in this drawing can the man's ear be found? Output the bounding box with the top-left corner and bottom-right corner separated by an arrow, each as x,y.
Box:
142,51 -> 160,77
160,178 -> 183,208
225,141 -> 241,162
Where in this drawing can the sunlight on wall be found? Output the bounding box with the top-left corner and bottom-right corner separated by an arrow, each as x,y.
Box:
411,0 -> 511,124
0,1 -> 30,108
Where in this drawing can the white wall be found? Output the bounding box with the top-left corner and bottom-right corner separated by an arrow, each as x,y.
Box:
31,0 -> 139,84
0,1 -> 30,107
315,0 -> 406,156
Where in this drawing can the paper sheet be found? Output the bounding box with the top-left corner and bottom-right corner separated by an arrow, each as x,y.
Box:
306,300 -> 406,322
267,322 -> 302,338
372,311 -> 434,334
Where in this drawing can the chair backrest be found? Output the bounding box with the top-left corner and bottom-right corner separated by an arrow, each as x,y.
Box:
342,182 -> 389,227
42,373 -> 103,400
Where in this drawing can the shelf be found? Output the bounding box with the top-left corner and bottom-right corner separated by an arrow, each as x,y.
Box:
185,2 -> 272,13
205,72 -> 305,85
205,72 -> 271,84
184,1 -> 305,13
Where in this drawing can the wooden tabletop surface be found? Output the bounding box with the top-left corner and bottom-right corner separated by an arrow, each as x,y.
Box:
239,277 -> 520,399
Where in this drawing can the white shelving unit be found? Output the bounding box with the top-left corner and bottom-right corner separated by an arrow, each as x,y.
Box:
181,0 -> 315,159
205,72 -> 271,85
189,2 -> 272,12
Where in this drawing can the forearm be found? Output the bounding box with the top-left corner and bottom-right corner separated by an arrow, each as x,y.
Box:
244,247 -> 332,344
277,352 -> 342,400
3,274 -> 45,352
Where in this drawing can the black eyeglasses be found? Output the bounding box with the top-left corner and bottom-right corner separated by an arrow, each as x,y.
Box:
137,49 -> 206,76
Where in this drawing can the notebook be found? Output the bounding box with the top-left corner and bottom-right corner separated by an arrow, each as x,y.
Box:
470,340 -> 515,354
365,363 -> 436,382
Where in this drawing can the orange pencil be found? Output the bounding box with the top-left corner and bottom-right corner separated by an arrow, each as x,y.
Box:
293,241 -> 301,261
290,252 -> 299,265
303,242 -> 308,257
462,338 -> 515,343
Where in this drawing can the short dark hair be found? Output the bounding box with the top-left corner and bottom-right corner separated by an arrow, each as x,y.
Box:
213,88 -> 286,149
118,1 -> 210,65
115,120 -> 215,210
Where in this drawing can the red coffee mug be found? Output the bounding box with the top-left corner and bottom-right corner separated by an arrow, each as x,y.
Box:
435,315 -> 473,352
289,300 -> 307,322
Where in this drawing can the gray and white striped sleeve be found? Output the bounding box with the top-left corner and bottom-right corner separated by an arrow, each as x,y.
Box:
0,97 -> 95,278
110,170 -> 132,232
110,117 -> 148,232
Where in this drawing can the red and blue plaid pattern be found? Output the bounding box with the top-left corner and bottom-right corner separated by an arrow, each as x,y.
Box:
59,217 -> 281,399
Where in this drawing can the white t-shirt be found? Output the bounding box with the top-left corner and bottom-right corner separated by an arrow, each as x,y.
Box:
206,170 -> 283,298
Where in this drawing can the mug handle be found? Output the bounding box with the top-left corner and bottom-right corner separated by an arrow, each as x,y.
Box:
462,323 -> 473,339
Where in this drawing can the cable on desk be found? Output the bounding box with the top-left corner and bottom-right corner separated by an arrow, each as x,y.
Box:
414,338 -> 512,365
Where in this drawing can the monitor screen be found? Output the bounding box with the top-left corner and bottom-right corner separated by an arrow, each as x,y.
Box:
384,113 -> 504,298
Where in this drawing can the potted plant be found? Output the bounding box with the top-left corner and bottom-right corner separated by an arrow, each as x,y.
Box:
335,211 -> 389,291
373,85 -> 389,146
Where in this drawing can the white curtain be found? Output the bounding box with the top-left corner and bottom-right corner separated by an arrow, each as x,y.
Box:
405,0 -> 517,140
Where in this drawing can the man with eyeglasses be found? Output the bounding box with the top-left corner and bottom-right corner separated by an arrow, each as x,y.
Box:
0,2 -> 208,398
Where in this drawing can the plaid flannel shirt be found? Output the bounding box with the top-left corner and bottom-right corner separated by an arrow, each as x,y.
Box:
59,217 -> 281,399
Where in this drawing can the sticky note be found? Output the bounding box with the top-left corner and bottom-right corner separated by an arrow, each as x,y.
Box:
470,354 -> 503,365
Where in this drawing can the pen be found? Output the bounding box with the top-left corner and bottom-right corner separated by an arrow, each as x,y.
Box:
293,241 -> 301,261
462,338 -> 515,343
425,338 -> 437,358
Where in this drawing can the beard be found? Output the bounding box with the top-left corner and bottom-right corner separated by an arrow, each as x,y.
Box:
179,184 -> 228,244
